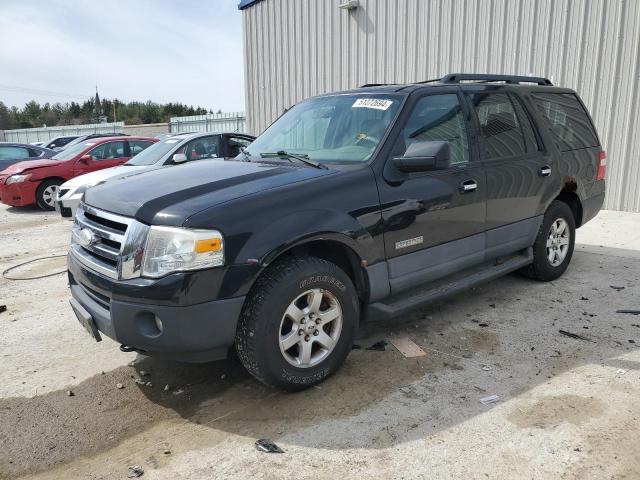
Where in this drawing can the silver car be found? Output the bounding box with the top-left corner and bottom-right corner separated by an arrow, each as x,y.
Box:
54,132 -> 255,219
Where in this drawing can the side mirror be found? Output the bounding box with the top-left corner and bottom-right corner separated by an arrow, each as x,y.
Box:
392,141 -> 451,172
172,153 -> 188,164
79,154 -> 92,164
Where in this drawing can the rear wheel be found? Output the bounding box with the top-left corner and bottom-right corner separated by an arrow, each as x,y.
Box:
36,179 -> 62,210
520,200 -> 576,281
235,256 -> 358,391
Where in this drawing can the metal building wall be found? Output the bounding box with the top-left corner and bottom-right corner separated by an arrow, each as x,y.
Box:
169,112 -> 247,134
242,0 -> 640,212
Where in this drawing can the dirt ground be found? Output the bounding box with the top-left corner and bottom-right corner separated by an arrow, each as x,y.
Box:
1,203 -> 639,480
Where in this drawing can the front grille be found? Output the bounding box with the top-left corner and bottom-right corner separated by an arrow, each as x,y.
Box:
71,203 -> 149,280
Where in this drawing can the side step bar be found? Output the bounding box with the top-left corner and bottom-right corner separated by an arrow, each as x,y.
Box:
364,248 -> 533,322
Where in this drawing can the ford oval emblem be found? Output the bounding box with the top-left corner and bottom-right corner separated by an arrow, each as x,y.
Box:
76,228 -> 97,247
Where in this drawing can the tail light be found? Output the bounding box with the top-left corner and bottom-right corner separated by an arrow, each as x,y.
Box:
596,150 -> 606,180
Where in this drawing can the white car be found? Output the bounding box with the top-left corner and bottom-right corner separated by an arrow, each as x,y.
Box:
55,132 -> 255,219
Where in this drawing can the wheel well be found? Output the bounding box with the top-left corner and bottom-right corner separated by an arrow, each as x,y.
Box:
555,189 -> 583,227
38,177 -> 66,187
276,240 -> 368,300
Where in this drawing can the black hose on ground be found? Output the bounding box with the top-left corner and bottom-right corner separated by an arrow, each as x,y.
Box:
2,254 -> 67,281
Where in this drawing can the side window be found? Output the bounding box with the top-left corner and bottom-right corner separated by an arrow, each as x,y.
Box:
510,95 -> 540,152
226,136 -> 252,157
129,140 -> 153,156
0,146 -> 29,159
179,136 -> 219,161
399,94 -> 469,164
88,141 -> 127,161
469,92 -> 526,159
531,93 -> 599,151
27,148 -> 43,158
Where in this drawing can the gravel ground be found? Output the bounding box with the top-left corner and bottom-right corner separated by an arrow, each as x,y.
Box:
0,204 -> 639,480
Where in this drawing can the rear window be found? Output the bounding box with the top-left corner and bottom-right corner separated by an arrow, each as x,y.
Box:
531,93 -> 599,151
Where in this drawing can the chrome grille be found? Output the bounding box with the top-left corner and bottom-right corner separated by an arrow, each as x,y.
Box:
70,203 -> 149,280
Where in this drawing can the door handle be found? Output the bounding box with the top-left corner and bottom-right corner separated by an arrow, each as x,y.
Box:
539,165 -> 552,177
460,179 -> 477,193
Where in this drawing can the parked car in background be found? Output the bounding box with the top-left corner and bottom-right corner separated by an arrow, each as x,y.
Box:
67,74 -> 605,391
59,133 -> 130,151
0,136 -> 157,210
43,135 -> 80,150
55,132 -> 255,219
30,141 -> 45,147
0,142 -> 56,171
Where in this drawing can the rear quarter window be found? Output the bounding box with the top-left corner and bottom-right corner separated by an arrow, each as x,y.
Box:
531,93 -> 599,151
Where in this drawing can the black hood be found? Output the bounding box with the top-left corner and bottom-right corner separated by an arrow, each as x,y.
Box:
84,160 -> 335,225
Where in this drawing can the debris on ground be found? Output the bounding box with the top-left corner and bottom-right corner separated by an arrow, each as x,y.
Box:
610,285 -> 626,291
616,369 -> 627,375
66,390 -> 74,397
478,323 -> 489,327
366,340 -> 387,351
481,365 -> 491,371
255,439 -> 284,453
164,384 -> 170,391
629,339 -> 636,344
139,370 -> 149,376
559,329 -> 592,342
172,389 -> 184,395
351,344 -> 362,350
0,305 -> 6,314
163,449 -> 171,455
389,336 -> 427,358
617,309 -> 640,315
489,303 -> 496,308
116,383 -> 124,389
127,465 -> 144,478
580,296 -> 589,301
479,394 -> 500,405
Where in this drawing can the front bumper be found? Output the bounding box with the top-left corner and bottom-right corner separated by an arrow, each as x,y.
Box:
55,187 -> 83,219
68,250 -> 246,362
0,181 -> 37,207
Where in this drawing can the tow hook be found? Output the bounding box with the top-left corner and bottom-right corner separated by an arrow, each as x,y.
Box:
120,344 -> 138,353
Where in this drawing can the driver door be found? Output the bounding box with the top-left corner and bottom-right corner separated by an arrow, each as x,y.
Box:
377,92 -> 487,294
74,141 -> 129,176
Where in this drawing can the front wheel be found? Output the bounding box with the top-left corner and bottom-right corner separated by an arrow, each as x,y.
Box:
36,179 -> 62,211
520,200 -> 576,281
235,256 -> 358,391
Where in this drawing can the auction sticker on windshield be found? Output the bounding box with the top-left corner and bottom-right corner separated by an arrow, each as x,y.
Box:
352,98 -> 393,110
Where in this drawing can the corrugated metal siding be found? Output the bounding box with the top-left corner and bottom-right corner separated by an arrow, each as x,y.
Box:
169,112 -> 246,133
1,122 -> 124,143
242,0 -> 640,212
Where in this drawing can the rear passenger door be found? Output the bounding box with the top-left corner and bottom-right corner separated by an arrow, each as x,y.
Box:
172,135 -> 221,163
128,140 -> 154,158
223,135 -> 253,159
466,90 -> 554,259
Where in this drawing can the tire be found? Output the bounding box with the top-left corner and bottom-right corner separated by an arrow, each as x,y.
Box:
235,256 -> 359,391
36,179 -> 62,211
520,200 -> 576,281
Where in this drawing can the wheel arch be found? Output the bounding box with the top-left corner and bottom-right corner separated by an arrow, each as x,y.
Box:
554,182 -> 583,227
261,235 -> 370,302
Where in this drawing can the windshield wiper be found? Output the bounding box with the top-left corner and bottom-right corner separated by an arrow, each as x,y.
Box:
260,151 -> 327,169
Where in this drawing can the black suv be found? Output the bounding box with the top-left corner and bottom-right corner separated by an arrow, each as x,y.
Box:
67,74 -> 606,390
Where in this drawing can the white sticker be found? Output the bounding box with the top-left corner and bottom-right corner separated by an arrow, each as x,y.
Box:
352,98 -> 393,111
164,139 -> 180,144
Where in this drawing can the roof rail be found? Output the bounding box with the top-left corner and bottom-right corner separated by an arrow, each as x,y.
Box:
440,73 -> 553,86
359,83 -> 395,88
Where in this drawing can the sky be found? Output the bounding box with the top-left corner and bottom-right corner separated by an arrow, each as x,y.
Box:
0,0 -> 245,112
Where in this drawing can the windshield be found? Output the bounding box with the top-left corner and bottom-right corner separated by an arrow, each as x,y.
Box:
125,138 -> 181,166
51,141 -> 97,161
243,94 -> 402,163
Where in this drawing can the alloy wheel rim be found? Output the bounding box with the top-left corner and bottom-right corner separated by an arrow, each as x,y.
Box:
278,288 -> 343,368
546,218 -> 570,267
42,186 -> 57,207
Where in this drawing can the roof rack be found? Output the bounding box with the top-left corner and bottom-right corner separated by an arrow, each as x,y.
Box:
439,73 -> 553,86
359,83 -> 395,88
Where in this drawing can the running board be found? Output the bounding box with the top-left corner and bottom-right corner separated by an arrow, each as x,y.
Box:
364,248 -> 533,322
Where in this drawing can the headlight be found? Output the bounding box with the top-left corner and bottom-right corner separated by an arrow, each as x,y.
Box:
141,226 -> 224,278
6,174 -> 31,185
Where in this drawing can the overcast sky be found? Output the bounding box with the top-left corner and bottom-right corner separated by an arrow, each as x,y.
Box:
0,0 -> 245,112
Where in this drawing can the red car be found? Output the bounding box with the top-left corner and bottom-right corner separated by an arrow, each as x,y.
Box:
0,136 -> 157,210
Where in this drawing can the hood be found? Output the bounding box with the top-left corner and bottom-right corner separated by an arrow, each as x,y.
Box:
84,159 -> 336,225
1,159 -> 61,175
61,165 -> 148,188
